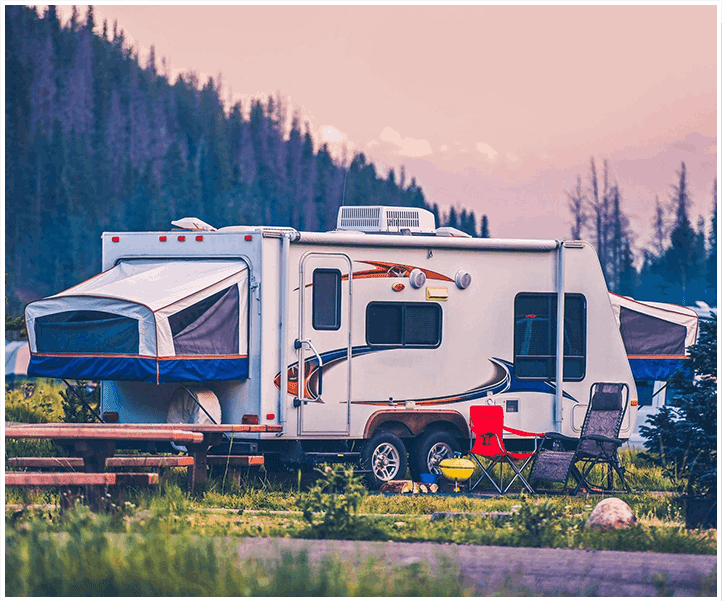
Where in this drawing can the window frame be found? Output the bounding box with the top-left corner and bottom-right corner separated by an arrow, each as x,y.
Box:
312,268 -> 343,331
365,301 -> 443,348
513,292 -> 587,381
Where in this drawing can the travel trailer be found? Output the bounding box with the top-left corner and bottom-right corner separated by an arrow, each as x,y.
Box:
26,207 -> 642,486
607,294 -> 701,448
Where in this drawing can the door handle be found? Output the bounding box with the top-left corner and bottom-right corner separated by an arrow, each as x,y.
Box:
294,339 -> 323,401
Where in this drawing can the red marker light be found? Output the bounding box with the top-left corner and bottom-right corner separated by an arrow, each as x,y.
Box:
159,236 -> 167,242
242,414 -> 259,425
244,235 -> 253,241
266,413 -> 275,420
111,236 -> 120,243
195,235 -> 203,242
525,314 -> 536,319
178,235 -> 186,242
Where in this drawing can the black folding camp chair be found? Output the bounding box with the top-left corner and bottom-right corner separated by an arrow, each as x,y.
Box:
529,382 -> 631,495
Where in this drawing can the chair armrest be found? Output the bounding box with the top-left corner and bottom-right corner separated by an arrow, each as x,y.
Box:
542,432 -> 577,444
502,425 -> 544,438
581,434 -> 623,446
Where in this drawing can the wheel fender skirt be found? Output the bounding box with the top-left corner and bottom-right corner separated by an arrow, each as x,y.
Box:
364,410 -> 469,439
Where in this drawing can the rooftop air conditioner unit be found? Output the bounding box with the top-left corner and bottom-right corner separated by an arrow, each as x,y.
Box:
336,206 -> 436,233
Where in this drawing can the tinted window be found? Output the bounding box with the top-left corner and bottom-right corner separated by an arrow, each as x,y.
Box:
36,311 -> 139,354
366,302 -> 441,347
514,293 -> 586,380
313,269 -> 342,330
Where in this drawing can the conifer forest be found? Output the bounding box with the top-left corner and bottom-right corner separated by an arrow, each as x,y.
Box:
4,6 -> 717,317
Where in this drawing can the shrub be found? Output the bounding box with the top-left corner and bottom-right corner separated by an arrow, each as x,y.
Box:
640,318 -> 717,496
297,465 -> 386,540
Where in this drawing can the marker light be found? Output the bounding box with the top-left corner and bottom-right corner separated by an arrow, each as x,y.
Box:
195,235 -> 203,241
454,270 -> 472,289
159,236 -> 167,242
266,413 -> 275,420
244,235 -> 253,241
392,283 -> 405,292
111,236 -> 120,242
409,268 -> 426,289
242,414 -> 259,425
178,235 -> 186,242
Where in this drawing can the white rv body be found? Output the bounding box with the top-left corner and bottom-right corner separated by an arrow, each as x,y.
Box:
96,228 -> 637,439
25,208 -> 641,478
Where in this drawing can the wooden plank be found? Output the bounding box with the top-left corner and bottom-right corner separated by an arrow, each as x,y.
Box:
8,455 -> 195,469
8,457 -> 84,469
5,426 -> 204,444
6,472 -> 116,486
112,472 -> 159,486
207,455 -> 265,466
8,423 -> 283,433
106,455 -> 194,468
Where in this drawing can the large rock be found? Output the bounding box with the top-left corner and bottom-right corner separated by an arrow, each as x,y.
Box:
585,498 -> 636,530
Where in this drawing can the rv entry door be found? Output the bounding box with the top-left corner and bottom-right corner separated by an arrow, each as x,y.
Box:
296,253 -> 352,435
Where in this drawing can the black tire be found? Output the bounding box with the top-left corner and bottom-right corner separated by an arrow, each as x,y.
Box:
360,432 -> 408,490
410,430 -> 461,481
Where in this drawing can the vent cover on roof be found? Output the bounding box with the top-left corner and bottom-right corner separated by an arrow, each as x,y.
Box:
336,206 -> 436,233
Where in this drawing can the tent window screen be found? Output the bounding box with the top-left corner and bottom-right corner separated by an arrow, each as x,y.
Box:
169,285 -> 240,355
312,269 -> 342,330
619,306 -> 686,355
514,293 -> 586,380
35,311 -> 139,354
366,302 -> 442,347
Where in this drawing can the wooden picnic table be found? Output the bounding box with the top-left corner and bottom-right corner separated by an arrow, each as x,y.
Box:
5,422 -> 279,491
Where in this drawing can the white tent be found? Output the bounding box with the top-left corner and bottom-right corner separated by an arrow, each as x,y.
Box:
25,260 -> 249,384
608,293 -> 698,380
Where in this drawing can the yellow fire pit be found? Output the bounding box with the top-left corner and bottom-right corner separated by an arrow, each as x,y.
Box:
439,453 -> 475,493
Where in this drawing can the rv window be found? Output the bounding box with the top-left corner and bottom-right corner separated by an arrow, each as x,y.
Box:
169,285 -> 240,356
366,302 -> 442,347
312,269 -> 342,330
513,293 -> 586,380
35,311 -> 140,354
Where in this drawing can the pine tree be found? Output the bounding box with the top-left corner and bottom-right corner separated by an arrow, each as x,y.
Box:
640,317 -> 717,496
567,175 -> 585,239
480,215 -> 490,238
666,162 -> 698,305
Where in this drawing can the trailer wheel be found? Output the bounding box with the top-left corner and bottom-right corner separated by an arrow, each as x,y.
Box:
410,430 -> 461,481
360,432 -> 408,489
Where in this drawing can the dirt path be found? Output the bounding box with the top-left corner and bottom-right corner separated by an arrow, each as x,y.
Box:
235,537 -> 717,596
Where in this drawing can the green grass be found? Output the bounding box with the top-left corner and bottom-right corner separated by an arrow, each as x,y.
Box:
6,504 -> 475,596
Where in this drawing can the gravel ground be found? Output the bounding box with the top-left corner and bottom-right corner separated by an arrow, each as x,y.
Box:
235,537 -> 718,596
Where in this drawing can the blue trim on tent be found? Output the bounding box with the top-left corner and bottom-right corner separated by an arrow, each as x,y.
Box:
158,357 -> 248,383
28,355 -> 157,382
628,357 -> 686,380
28,355 -> 249,384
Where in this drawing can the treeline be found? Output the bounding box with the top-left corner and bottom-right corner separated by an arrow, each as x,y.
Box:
4,6 -> 490,313
567,158 -> 716,306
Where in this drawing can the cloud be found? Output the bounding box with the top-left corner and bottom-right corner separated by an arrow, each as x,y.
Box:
377,126 -> 433,157
320,125 -> 346,143
476,142 -> 498,161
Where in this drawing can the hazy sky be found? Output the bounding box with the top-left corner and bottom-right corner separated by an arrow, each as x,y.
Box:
52,3 -> 718,244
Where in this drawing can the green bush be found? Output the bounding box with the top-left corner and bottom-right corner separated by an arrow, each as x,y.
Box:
640,318 -> 717,496
297,465 -> 387,540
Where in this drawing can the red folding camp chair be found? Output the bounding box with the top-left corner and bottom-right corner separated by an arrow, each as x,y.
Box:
468,405 -> 543,494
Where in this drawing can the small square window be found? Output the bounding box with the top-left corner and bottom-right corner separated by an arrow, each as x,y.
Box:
313,269 -> 342,330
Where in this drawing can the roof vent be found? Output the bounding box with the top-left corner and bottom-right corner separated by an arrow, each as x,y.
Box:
336,206 -> 436,233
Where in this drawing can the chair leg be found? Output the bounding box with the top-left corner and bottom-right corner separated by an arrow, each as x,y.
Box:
469,455 -> 502,493
501,457 -> 536,494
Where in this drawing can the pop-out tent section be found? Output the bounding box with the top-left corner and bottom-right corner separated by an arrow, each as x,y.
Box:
608,293 -> 698,380
25,260 -> 249,384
